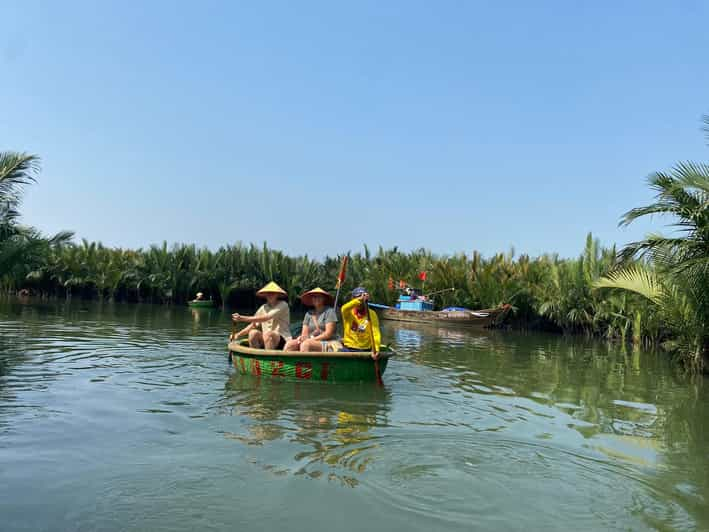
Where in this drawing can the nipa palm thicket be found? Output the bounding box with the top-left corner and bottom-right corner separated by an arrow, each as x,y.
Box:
3,142 -> 705,371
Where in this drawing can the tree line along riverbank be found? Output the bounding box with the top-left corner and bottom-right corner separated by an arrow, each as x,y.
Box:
1,117 -> 707,371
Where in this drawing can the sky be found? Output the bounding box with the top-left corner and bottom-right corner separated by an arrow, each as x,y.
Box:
1,0 -> 708,260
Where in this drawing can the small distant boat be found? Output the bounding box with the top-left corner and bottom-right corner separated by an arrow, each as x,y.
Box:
188,299 -> 215,308
227,340 -> 394,382
370,290 -> 510,327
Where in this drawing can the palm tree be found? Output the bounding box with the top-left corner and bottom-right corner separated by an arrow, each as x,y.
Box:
0,152 -> 40,238
1,152 -> 72,291
619,162 -> 709,288
596,116 -> 709,371
596,265 -> 706,371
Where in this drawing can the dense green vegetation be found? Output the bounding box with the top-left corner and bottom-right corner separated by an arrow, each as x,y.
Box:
595,121 -> 709,371
0,216 -> 672,349
0,153 -> 72,290
1,117 -> 707,370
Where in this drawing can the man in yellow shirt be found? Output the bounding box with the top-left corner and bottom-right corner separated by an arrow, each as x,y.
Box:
340,287 -> 381,359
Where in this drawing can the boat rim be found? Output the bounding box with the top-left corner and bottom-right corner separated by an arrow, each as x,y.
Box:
227,340 -> 394,360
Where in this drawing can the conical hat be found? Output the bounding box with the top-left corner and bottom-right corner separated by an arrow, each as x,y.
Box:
300,287 -> 334,307
256,281 -> 288,298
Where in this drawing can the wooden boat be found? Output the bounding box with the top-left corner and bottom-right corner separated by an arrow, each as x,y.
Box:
369,301 -> 510,327
227,339 -> 394,382
188,299 -> 215,308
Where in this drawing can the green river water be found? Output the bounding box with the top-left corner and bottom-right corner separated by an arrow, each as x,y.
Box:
1,299 -> 707,531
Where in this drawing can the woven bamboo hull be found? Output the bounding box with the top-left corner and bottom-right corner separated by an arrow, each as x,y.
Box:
377,305 -> 509,327
227,341 -> 392,382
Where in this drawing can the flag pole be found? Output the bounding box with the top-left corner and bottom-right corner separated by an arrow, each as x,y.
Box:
333,253 -> 349,311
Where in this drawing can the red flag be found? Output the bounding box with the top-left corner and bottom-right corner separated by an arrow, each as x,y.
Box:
399,280 -> 406,289
418,271 -> 427,281
387,277 -> 394,290
336,255 -> 349,289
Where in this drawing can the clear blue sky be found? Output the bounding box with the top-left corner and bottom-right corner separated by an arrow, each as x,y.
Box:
2,1 -> 708,259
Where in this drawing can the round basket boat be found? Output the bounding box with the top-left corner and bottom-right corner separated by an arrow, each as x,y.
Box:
188,300 -> 215,308
227,340 -> 394,383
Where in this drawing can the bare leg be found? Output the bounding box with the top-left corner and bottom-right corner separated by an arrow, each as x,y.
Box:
248,329 -> 264,348
263,331 -> 281,350
300,339 -> 324,352
283,338 -> 300,351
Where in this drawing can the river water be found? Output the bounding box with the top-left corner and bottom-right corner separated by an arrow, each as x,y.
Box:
1,299 -> 707,531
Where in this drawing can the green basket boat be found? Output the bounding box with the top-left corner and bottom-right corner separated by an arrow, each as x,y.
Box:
227,340 -> 394,383
188,300 -> 215,308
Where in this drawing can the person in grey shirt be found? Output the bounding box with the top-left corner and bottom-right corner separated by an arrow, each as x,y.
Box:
284,287 -> 340,352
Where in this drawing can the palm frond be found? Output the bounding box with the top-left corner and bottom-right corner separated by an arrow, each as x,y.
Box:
0,152 -> 40,204
594,266 -> 666,305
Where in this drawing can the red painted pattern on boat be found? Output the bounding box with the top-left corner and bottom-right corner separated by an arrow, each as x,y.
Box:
320,362 -> 330,381
296,362 -> 312,379
271,360 -> 284,376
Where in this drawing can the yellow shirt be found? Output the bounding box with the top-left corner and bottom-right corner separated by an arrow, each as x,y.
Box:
255,300 -> 291,339
341,298 -> 381,352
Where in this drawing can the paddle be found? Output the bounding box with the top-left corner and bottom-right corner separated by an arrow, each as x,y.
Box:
364,299 -> 383,386
228,321 -> 238,362
229,321 -> 250,357
230,321 -> 237,342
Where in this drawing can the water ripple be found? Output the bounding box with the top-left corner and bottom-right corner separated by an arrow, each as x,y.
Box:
0,300 -> 707,531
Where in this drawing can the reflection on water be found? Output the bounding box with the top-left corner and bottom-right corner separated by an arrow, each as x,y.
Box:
218,377 -> 391,486
394,323 -> 490,350
0,297 -> 708,531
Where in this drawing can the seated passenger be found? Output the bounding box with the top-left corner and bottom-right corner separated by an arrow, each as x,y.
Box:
284,288 -> 339,352
232,282 -> 291,349
340,287 -> 381,359
194,292 -> 205,301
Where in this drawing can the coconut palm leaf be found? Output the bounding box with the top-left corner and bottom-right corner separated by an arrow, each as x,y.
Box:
0,152 -> 40,203
594,266 -> 666,305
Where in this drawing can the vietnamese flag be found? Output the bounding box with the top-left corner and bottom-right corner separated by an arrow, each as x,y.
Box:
336,255 -> 349,288
418,271 -> 427,281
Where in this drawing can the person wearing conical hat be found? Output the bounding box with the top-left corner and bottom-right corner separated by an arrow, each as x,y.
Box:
284,287 -> 340,352
232,282 -> 291,349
